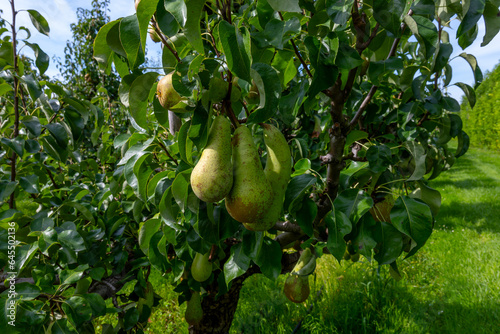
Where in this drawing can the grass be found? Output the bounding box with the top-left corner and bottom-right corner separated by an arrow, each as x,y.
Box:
104,146 -> 500,333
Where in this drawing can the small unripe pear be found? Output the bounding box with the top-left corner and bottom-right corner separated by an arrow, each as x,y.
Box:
209,77 -> 228,103
191,252 -> 212,282
369,195 -> 395,223
185,291 -> 203,325
246,81 -> 260,104
157,73 -> 182,109
149,28 -> 161,43
284,274 -> 310,303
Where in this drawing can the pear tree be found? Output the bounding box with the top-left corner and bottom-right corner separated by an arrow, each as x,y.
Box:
1,0 -> 499,333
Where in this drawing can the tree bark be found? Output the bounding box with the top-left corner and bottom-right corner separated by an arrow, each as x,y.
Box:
190,268 -> 257,334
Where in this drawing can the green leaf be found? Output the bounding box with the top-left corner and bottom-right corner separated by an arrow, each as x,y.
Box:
404,15 -> 438,59
373,221 -> 403,264
123,307 -> 140,330
23,42 -> 49,75
353,215 -> 377,260
184,0 -> 206,54
255,238 -> 282,280
178,120 -> 194,164
62,296 -> 93,327
295,197 -> 317,236
325,210 -> 352,262
224,243 -> 251,285
390,196 -> 433,257
291,158 -> 311,177
454,82 -> 476,108
188,104 -> 209,151
21,74 -> 42,101
247,63 -> 282,123
19,175 -> 39,194
45,123 -> 69,149
366,144 -> 392,173
1,137 -> 24,157
120,15 -> 145,69
455,130 -> 470,158
264,17 -> 301,50
481,0 -> 500,46
267,0 -> 301,12
172,170 -> 191,212
284,174 -> 317,213
83,293 -> 106,317
0,82 -> 12,96
27,10 -> 50,36
159,188 -> 183,230
49,319 -> 78,334
458,52 -> 483,88
13,282 -> 41,301
164,0 -> 187,27
373,0 -> 407,37
326,0 -> 355,26
333,189 -> 373,224
129,72 -> 158,129
156,0 -> 180,37
218,21 -> 252,82
404,141 -> 426,181
448,113 -> 463,137
457,0 -> 485,38
304,36 -> 338,97
368,57 -> 404,85
58,229 -> 86,252
0,181 -> 18,201
138,218 -> 161,256
136,0 -> 158,54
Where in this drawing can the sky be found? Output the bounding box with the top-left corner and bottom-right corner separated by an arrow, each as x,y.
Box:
1,0 -> 500,101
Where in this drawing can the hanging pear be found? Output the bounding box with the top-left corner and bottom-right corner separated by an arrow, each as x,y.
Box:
191,115 -> 233,202
225,125 -> 273,225
284,274 -> 310,303
190,252 -> 212,282
244,123 -> 292,231
185,291 -> 203,325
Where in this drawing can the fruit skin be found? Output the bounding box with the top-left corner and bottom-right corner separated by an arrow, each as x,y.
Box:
291,248 -> 316,276
149,28 -> 161,43
284,274 -> 310,303
244,123 -> 291,231
185,291 -> 203,325
157,73 -> 182,109
191,116 -> 233,202
369,195 -> 395,223
191,252 -> 212,282
209,77 -> 228,102
225,125 -> 273,225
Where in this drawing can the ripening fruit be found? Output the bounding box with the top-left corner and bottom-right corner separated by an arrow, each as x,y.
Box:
225,125 -> 273,225
284,274 -> 310,303
369,195 -> 395,223
157,73 -> 182,109
245,123 -> 291,231
191,115 -> 233,202
209,77 -> 228,102
185,291 -> 203,325
191,252 -> 212,282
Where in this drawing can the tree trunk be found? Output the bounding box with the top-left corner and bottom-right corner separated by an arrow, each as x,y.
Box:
189,270 -> 253,334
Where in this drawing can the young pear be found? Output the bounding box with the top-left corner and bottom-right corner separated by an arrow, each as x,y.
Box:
191,115 -> 233,202
185,291 -> 203,325
157,72 -> 182,109
191,252 -> 212,282
225,125 -> 273,225
244,123 -> 291,231
284,274 -> 310,303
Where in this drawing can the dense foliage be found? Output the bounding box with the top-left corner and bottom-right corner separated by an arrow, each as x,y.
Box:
1,0 -> 499,333
461,61 -> 500,150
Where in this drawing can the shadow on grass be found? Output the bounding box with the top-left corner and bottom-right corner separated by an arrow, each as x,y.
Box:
435,200 -> 500,234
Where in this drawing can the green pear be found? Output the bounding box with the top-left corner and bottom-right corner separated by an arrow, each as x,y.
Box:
191,252 -> 212,282
209,77 -> 228,103
185,291 -> 203,325
149,28 -> 161,43
157,72 -> 182,109
225,125 -> 273,225
191,115 -> 233,202
244,123 -> 291,231
284,274 -> 310,303
369,195 -> 395,223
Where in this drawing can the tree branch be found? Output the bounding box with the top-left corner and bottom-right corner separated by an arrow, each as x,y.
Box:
152,18 -> 181,63
274,221 -> 303,234
158,140 -> 179,166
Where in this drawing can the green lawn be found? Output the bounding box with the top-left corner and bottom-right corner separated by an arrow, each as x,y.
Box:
139,146 -> 500,333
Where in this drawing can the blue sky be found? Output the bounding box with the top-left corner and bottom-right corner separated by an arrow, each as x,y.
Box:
2,0 -> 500,102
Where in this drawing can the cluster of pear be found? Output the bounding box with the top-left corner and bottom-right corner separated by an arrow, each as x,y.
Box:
190,115 -> 292,231
284,248 -> 316,303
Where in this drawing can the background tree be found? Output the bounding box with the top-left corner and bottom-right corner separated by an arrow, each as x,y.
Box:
1,0 -> 499,333
460,61 -> 500,150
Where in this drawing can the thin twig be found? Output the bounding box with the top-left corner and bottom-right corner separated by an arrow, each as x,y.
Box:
158,140 -> 179,166
152,18 -> 181,63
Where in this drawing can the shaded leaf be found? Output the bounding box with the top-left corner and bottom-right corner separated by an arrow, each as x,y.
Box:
27,10 -> 50,36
